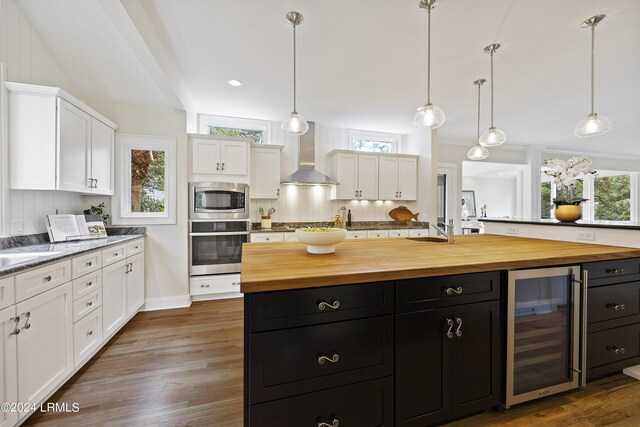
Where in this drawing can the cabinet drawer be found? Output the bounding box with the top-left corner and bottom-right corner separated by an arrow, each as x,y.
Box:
72,251 -> 102,279
0,276 -> 15,310
73,289 -> 101,322
249,316 -> 394,403
247,281 -> 394,332
346,231 -> 366,239
251,233 -> 284,243
101,244 -> 126,266
190,275 -> 241,296
126,239 -> 144,257
587,323 -> 640,369
389,229 -> 409,238
588,282 -> 640,325
409,229 -> 429,238
584,258 -> 640,283
15,260 -> 71,303
249,376 -> 393,427
397,271 -> 501,312
74,309 -> 102,366
367,230 -> 388,239
72,271 -> 102,301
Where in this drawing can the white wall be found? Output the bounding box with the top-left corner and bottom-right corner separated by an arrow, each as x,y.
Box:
462,176 -> 517,218
0,0 -> 85,235
249,120 -> 420,223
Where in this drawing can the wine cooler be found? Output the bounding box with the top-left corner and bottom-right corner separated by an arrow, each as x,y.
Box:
505,266 -> 586,407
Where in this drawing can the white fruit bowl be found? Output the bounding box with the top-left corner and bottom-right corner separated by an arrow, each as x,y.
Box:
295,228 -> 348,254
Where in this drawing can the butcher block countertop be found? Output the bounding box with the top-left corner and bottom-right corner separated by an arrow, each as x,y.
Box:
240,234 -> 640,293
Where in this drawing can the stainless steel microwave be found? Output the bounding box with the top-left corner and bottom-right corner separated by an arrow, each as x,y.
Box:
189,182 -> 249,219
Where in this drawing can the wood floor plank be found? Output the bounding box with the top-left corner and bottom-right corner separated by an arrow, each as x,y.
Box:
23,298 -> 640,426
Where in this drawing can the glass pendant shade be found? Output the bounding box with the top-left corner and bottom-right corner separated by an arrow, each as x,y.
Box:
479,127 -> 507,147
467,144 -> 489,160
574,113 -> 612,137
414,103 -> 445,129
281,112 -> 309,136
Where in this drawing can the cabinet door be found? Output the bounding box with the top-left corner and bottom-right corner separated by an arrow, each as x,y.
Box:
102,260 -> 127,339
90,117 -> 115,195
221,141 -> 248,175
396,308 -> 452,426
358,154 -> 379,200
0,306 -> 18,427
450,300 -> 500,418
378,156 -> 399,200
126,253 -> 145,316
192,139 -> 221,174
333,153 -> 359,199
251,147 -> 281,198
16,283 -> 73,411
398,157 -> 418,200
58,98 -> 91,192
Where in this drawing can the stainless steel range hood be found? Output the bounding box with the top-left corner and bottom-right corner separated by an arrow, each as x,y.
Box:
281,122 -> 338,185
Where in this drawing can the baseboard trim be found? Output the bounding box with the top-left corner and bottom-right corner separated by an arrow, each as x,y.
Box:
192,292 -> 243,302
143,295 -> 192,311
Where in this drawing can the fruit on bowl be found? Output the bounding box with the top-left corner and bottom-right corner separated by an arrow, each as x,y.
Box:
295,228 -> 348,254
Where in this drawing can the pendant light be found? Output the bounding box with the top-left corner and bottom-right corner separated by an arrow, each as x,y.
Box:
479,44 -> 506,147
414,0 -> 445,129
574,14 -> 611,137
468,79 -> 489,161
281,11 -> 309,136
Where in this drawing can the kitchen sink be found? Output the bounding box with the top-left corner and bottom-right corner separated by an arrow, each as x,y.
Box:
407,237 -> 450,243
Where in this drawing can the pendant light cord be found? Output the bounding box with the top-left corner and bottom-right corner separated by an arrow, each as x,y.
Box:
590,24 -> 595,116
477,82 -> 481,141
427,7 -> 431,104
490,50 -> 494,128
293,24 -> 297,113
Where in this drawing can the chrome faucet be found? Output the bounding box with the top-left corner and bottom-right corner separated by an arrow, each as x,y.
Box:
431,219 -> 455,243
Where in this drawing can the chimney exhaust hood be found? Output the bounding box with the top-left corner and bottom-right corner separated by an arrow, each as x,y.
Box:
281,122 -> 338,185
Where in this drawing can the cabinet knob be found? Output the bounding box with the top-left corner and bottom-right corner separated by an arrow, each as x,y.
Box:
216,162 -> 220,171
44,275 -> 52,282
221,162 -> 225,171
607,303 -> 626,311
277,188 -> 280,196
318,300 -> 340,311
87,301 -> 93,307
201,284 -> 210,288
606,268 -> 626,276
317,419 -> 339,427
86,281 -> 93,287
446,318 -> 454,339
87,330 -> 93,336
21,312 -> 31,330
455,317 -> 463,338
607,346 -> 626,355
317,353 -> 340,364
232,282 -> 240,286
9,316 -> 20,336
444,286 -> 463,295
86,261 -> 92,267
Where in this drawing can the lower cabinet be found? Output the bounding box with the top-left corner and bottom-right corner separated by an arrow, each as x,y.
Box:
126,252 -> 145,316
102,260 -> 127,338
0,306 -> 18,427
395,300 -> 500,426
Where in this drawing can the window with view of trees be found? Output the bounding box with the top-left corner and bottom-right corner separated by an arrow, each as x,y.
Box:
209,126 -> 264,144
348,130 -> 399,154
198,115 -> 270,145
594,175 -> 631,221
131,149 -> 165,213
351,138 -> 392,153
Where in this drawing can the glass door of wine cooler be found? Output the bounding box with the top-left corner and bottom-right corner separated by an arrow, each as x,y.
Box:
506,266 -> 583,407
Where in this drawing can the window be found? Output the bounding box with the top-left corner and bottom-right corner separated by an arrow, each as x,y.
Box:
113,134 -> 176,225
594,174 -> 631,221
348,130 -> 399,153
198,115 -> 270,144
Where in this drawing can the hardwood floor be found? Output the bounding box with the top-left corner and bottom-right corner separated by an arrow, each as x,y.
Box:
25,298 -> 640,426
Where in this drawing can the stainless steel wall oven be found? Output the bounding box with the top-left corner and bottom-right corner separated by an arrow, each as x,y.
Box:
189,220 -> 250,276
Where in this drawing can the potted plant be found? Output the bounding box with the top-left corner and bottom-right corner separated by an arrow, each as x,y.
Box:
542,156 -> 596,222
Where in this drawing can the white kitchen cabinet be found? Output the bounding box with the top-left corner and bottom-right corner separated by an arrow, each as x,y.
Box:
251,233 -> 284,243
16,283 -> 73,415
0,277 -> 15,311
330,151 -> 379,200
6,82 -> 117,194
190,274 -> 241,297
346,231 -> 367,239
409,229 -> 429,237
102,259 -> 127,339
0,306 -> 18,427
284,233 -> 299,242
251,144 -> 284,199
378,156 -> 418,201
389,229 -> 410,238
191,136 -> 248,176
126,252 -> 145,316
367,230 -> 389,239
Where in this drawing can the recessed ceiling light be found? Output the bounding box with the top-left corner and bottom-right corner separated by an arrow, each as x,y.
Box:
227,79 -> 243,87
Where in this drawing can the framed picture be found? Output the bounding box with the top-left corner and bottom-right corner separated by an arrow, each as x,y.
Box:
461,190 -> 477,218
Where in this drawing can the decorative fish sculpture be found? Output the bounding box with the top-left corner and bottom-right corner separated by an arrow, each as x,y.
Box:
389,206 -> 419,223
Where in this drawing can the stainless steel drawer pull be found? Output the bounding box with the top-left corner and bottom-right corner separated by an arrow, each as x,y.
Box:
606,268 -> 626,275
21,312 -> 31,330
201,284 -> 210,288
9,316 -> 20,336
87,301 -> 93,307
44,275 -> 52,282
444,286 -> 463,295
607,303 -> 626,311
216,162 -> 220,171
86,261 -> 92,267
86,281 -> 93,287
455,317 -> 463,337
232,282 -> 240,286
318,300 -> 340,310
317,353 -> 340,364
87,330 -> 93,336
446,318 -> 454,339
607,346 -> 626,355
221,162 -> 225,170
317,419 -> 339,427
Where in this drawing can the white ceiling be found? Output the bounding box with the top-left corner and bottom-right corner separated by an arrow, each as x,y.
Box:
18,0 -> 640,155
462,161 -> 524,178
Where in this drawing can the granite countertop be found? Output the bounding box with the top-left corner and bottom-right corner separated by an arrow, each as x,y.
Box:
0,228 -> 145,277
479,218 -> 640,230
251,221 -> 430,233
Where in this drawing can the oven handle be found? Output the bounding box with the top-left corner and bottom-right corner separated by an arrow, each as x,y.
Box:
189,232 -> 250,236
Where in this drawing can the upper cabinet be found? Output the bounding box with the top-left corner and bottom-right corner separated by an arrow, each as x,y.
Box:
190,134 -> 249,177
329,150 -> 417,201
251,144 -> 284,199
6,83 -> 117,195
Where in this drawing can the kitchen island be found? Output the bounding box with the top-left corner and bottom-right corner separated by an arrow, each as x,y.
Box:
241,235 -> 640,426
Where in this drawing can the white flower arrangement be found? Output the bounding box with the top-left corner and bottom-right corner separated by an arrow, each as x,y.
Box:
542,156 -> 596,206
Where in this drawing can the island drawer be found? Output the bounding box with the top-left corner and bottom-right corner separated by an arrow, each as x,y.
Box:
587,323 -> 640,370
584,258 -> 640,285
396,271 -> 500,313
246,281 -> 394,332
588,281 -> 640,326
248,316 -> 393,404
249,376 -> 393,427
